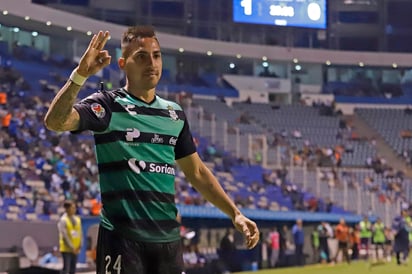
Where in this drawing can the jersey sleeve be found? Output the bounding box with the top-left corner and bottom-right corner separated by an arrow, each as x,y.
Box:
174,118 -> 196,160
72,92 -> 112,133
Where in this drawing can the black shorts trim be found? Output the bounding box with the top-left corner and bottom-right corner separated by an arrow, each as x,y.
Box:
96,225 -> 183,274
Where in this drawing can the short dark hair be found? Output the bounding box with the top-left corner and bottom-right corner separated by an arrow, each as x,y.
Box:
63,200 -> 75,210
121,25 -> 159,57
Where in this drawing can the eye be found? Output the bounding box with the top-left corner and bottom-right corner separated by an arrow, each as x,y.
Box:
134,53 -> 146,60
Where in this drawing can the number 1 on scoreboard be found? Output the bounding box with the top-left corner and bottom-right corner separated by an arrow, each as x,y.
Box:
241,0 -> 252,15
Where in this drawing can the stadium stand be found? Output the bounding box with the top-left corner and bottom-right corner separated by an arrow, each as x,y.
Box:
0,55 -> 408,224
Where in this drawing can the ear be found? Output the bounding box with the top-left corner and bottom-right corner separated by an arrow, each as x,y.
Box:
118,57 -> 125,69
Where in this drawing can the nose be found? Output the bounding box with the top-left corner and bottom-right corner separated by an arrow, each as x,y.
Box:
148,55 -> 156,66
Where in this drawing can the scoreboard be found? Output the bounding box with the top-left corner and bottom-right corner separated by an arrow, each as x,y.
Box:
233,0 -> 327,29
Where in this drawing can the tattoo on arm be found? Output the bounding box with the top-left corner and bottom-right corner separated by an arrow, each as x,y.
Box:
44,80 -> 81,132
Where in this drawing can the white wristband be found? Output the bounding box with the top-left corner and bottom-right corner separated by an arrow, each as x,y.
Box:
69,70 -> 87,86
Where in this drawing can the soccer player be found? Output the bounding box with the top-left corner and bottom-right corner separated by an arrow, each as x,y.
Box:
44,26 -> 259,274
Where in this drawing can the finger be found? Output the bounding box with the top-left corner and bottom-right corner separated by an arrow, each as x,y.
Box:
98,50 -> 110,59
246,225 -> 259,249
96,31 -> 110,50
92,31 -> 105,48
101,56 -> 112,66
248,234 -> 259,249
242,226 -> 252,246
87,34 -> 98,50
96,56 -> 111,66
239,222 -> 250,237
97,51 -> 111,65
246,231 -> 258,249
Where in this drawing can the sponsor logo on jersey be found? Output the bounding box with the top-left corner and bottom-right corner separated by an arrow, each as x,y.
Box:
91,103 -> 106,118
167,105 -> 179,121
125,128 -> 140,142
128,158 -> 146,174
169,137 -> 178,146
128,158 -> 175,175
124,104 -> 137,115
149,163 -> 175,175
151,134 -> 164,144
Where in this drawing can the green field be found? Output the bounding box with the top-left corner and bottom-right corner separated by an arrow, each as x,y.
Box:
235,261 -> 410,274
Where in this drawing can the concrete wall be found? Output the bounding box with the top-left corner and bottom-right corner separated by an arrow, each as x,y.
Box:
0,221 -> 58,253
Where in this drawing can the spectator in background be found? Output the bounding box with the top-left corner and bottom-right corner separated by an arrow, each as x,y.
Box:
267,226 -> 280,268
58,200 -> 82,274
0,92 -> 7,105
325,198 -> 333,213
292,129 -> 302,139
238,111 -> 251,124
279,225 -> 292,261
372,217 -> 386,261
307,196 -> 318,212
219,228 -> 237,272
404,106 -> 412,115
392,208 -> 411,265
182,244 -> 206,274
317,222 -> 331,264
292,219 -> 305,266
89,196 -> 102,216
384,227 -> 393,262
359,215 -> 372,260
310,226 -> 320,263
203,143 -> 217,161
400,129 -> 412,139
350,224 -> 360,261
1,109 -> 11,129
333,218 -> 350,264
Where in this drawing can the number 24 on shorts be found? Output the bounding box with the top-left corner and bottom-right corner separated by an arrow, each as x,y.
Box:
105,255 -> 122,274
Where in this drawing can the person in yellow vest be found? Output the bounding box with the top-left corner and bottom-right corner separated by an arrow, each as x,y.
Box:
372,218 -> 386,262
359,215 -> 372,260
58,200 -> 82,274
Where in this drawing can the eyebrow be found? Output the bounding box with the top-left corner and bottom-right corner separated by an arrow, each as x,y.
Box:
131,49 -> 162,57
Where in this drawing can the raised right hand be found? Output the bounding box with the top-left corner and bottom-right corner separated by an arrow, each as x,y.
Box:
76,30 -> 112,77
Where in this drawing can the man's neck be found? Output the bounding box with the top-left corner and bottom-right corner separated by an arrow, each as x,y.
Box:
124,85 -> 156,103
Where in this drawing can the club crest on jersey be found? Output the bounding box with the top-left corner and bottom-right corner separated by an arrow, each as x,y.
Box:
91,103 -> 106,118
167,105 -> 178,121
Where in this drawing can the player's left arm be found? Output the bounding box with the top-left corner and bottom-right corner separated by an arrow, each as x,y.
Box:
177,152 -> 259,249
